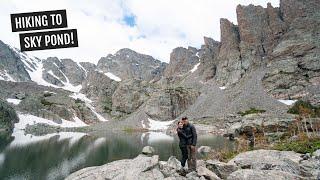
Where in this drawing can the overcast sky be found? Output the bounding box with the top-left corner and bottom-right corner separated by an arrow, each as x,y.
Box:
0,0 -> 279,63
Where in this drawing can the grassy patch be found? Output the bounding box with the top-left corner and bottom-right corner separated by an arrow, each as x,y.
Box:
273,136 -> 320,154
237,108 -> 266,116
287,100 -> 320,118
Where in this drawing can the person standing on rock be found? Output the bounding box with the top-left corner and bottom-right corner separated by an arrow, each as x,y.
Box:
177,121 -> 190,169
181,116 -> 197,171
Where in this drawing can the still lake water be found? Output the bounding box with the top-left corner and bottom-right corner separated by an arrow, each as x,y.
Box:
0,131 -> 233,180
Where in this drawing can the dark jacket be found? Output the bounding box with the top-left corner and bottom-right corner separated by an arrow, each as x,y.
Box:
184,123 -> 197,146
177,128 -> 191,147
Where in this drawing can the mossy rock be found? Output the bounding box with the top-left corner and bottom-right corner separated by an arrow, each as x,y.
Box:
237,108 -> 266,116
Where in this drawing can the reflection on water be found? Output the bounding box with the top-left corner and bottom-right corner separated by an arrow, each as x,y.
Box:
0,131 -> 233,180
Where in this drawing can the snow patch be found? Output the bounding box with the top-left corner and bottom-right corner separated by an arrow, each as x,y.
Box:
47,70 -> 61,80
278,100 -> 297,106
69,93 -> 108,121
69,93 -> 93,103
9,130 -> 87,147
15,113 -> 87,130
219,86 -> 226,90
6,98 -> 21,105
9,113 -> 87,147
147,118 -> 174,131
190,63 -> 200,73
77,62 -> 88,77
9,46 -> 82,92
141,120 -> 146,129
0,70 -> 16,82
97,70 -> 121,82
105,72 -> 121,82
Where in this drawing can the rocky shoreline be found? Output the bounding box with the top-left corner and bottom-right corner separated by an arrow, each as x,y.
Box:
66,147 -> 320,180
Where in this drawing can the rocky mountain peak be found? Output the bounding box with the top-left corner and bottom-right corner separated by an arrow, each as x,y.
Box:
164,46 -> 200,78
97,48 -> 166,82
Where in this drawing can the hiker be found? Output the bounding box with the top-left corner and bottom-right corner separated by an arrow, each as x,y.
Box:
181,116 -> 197,171
177,120 -> 191,168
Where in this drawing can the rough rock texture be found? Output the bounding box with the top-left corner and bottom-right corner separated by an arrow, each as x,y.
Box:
66,155 -> 163,180
196,166 -> 221,180
262,0 -> 320,105
142,146 -> 155,155
97,48 -> 167,82
0,99 -> 19,135
225,113 -> 297,137
111,79 -> 153,117
206,160 -> 238,179
197,37 -> 220,82
144,87 -> 200,121
164,47 -> 200,79
227,169 -> 303,180
229,149 -> 312,178
81,70 -> 119,116
67,149 -> 320,180
0,40 -> 31,82
42,57 -> 86,86
215,18 -> 241,86
0,81 -> 99,124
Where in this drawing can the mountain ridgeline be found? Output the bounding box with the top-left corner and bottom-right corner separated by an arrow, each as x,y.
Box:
0,0 -> 319,130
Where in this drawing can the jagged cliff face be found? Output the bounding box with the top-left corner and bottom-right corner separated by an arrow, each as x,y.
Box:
165,0 -> 319,105
263,0 -> 320,105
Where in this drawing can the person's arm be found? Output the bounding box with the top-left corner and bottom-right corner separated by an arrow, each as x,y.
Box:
177,129 -> 192,139
191,125 -> 197,146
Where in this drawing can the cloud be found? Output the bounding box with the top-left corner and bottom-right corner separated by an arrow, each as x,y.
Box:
0,0 -> 279,63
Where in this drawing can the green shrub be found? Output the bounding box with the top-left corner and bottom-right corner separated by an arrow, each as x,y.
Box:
238,108 -> 266,116
287,100 -> 320,118
274,138 -> 320,154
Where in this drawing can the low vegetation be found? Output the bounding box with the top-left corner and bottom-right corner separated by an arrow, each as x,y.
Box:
210,102 -> 320,161
287,100 -> 320,118
237,107 -> 266,116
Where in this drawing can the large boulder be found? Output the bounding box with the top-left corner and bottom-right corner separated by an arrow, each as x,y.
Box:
227,169 -> 303,180
197,166 -> 221,180
142,146 -> 155,155
66,155 -> 162,180
159,157 -> 182,177
206,160 -> 238,179
225,114 -> 296,138
229,149 -> 312,177
313,149 -> 320,160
